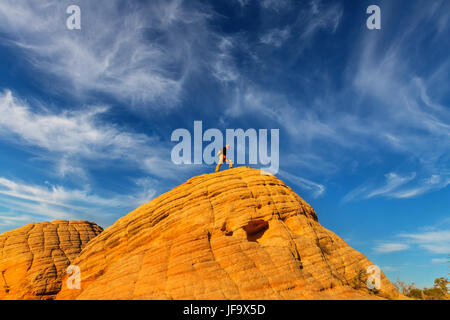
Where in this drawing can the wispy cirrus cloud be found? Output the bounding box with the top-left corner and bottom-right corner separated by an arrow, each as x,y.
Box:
0,175 -> 158,231
298,0 -> 343,41
373,243 -> 410,254
431,258 -> 447,264
260,0 -> 291,11
257,0 -> 343,52
343,172 -> 415,202
373,220 -> 450,255
0,0 -> 223,107
366,173 -> 417,198
347,2 -> 450,164
0,90 -> 156,159
0,177 -> 156,212
0,213 -> 35,228
279,170 -> 325,198
212,37 -> 240,83
0,90 -> 195,180
390,175 -> 450,199
380,266 -> 399,272
235,0 -> 292,11
343,172 -> 450,202
399,230 -> 450,254
338,1 -> 450,201
260,27 -> 291,47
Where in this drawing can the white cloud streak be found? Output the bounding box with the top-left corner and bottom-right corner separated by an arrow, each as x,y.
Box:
374,220 -> 450,255
344,171 -> 450,202
0,90 -> 154,158
374,242 -> 410,254
366,173 -> 417,198
0,90 -> 195,180
299,0 -> 342,40
260,27 -> 291,47
431,258 -> 447,264
279,170 -> 325,198
0,0 -> 222,107
0,176 -> 158,231
399,230 -> 450,254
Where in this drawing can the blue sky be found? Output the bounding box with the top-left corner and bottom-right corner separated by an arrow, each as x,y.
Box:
0,0 -> 448,289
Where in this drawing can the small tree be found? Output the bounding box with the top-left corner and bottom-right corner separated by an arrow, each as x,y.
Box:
433,277 -> 448,294
408,288 -> 423,299
351,269 -> 366,290
422,277 -> 449,300
395,277 -> 449,300
394,278 -> 416,296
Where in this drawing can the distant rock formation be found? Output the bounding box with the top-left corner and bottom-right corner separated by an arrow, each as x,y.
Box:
0,220 -> 102,300
52,167 -> 401,300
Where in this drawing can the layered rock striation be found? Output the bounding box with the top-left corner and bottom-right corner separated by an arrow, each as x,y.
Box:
54,167 -> 401,300
0,220 -> 102,299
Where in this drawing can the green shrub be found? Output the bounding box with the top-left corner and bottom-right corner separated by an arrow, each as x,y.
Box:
395,277 -> 448,300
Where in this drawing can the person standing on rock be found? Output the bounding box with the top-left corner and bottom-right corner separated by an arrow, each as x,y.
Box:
215,144 -> 233,172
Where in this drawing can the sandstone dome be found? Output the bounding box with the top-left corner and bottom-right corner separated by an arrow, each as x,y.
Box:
0,220 -> 102,300
53,167 -> 401,300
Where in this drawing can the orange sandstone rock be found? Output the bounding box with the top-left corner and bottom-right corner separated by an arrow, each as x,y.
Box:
55,167 -> 401,300
0,220 -> 102,300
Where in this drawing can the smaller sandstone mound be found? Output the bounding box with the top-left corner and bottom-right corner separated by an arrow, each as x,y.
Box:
0,220 -> 102,300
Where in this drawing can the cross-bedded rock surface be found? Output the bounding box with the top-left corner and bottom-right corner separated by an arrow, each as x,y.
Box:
55,167 -> 401,300
0,220 -> 102,300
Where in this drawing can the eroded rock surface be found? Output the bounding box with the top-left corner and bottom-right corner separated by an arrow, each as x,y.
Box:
0,220 -> 102,299
56,167 -> 401,300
